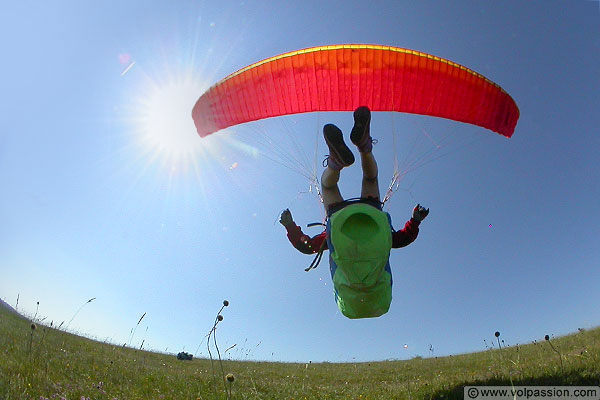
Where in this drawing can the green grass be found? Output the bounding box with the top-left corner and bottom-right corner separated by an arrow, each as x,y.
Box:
1,305 -> 598,400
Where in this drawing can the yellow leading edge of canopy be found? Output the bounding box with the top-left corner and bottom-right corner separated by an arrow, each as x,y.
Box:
212,44 -> 506,94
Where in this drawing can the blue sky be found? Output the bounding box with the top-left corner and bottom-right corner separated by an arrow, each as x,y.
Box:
1,1 -> 599,362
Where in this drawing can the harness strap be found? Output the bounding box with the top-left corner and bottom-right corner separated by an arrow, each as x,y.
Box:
327,197 -> 383,217
305,239 -> 327,272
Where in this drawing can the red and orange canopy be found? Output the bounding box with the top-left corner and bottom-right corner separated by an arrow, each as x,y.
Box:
192,45 -> 519,138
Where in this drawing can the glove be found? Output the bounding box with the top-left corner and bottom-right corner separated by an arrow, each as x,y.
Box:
279,209 -> 294,227
412,204 -> 429,222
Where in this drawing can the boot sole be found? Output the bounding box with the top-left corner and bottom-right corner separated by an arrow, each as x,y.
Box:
324,124 -> 355,167
350,106 -> 371,146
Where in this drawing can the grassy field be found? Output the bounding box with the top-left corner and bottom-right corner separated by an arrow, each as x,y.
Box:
1,304 -> 599,400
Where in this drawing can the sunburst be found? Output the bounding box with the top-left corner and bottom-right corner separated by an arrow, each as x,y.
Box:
131,70 -> 210,172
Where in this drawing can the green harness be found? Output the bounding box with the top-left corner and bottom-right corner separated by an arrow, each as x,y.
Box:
327,203 -> 393,319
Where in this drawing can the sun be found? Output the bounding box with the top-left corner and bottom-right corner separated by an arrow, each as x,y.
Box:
121,59 -> 260,197
127,67 -> 217,176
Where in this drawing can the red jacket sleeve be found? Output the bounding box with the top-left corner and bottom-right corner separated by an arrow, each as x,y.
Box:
392,218 -> 420,248
285,223 -> 328,255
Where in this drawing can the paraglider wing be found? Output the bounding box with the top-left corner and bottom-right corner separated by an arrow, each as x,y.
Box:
192,44 -> 519,138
